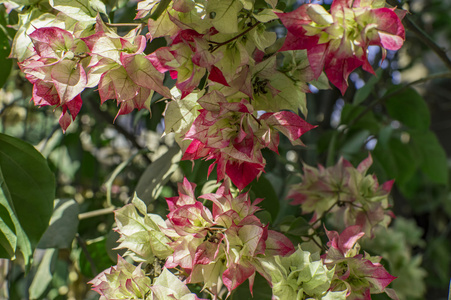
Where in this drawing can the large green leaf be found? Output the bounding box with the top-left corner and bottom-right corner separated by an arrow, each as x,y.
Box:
135,146 -> 182,205
0,168 -> 18,258
37,199 -> 79,249
340,104 -> 380,134
249,174 -> 280,222
410,130 -> 448,185
0,133 -> 55,264
0,22 -> 12,88
49,0 -> 98,22
373,135 -> 418,186
28,248 -> 58,299
386,87 -> 430,131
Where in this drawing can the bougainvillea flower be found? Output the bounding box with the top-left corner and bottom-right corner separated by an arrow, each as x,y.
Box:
19,27 -> 87,131
159,179 -> 294,297
82,17 -> 171,118
288,155 -> 394,236
277,0 -> 405,94
323,226 -> 398,300
151,268 -> 208,300
89,255 -> 152,300
257,245 -> 346,300
182,91 -> 315,190
147,29 -> 228,99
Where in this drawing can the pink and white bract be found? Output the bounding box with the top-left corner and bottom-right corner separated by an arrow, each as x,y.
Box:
277,0 -> 405,94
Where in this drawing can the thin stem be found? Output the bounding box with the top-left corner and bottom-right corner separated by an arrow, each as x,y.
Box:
78,207 -> 116,220
209,22 -> 261,53
86,97 -> 151,164
386,0 -> 451,70
311,201 -> 339,227
309,234 -> 325,251
106,23 -> 144,28
76,234 -> 97,276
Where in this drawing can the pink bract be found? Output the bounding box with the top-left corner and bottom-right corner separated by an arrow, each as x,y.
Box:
277,0 -> 405,94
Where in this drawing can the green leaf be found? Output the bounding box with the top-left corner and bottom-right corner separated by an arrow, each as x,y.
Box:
410,130 -> 448,185
164,91 -> 200,136
79,237 -> 114,277
0,28 -> 12,88
249,174 -> 279,222
373,135 -> 418,186
28,248 -> 58,299
49,0 -> 97,22
386,87 -> 430,130
0,167 -> 18,258
254,72 -> 308,116
0,133 -> 55,265
37,199 -> 79,249
340,104 -> 380,134
149,0 -> 171,20
206,0 -> 243,34
135,146 -> 182,205
353,69 -> 383,105
339,129 -> 370,156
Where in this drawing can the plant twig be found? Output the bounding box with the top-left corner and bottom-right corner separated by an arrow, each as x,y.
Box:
76,234 -> 97,276
208,22 -> 261,53
348,71 -> 451,128
78,207 -> 116,220
106,23 -> 143,28
86,98 -> 151,164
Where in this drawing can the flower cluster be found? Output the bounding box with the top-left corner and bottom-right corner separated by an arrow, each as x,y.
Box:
18,16 -> 170,131
257,246 -> 347,300
277,0 -> 405,94
162,178 -> 294,296
19,27 -> 87,130
288,155 -> 394,236
323,226 -> 398,300
89,255 -> 206,300
181,91 -> 315,189
94,179 -> 295,298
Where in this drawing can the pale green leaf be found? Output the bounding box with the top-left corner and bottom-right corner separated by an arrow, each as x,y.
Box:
164,94 -> 200,136
49,0 -> 97,22
206,0 -> 243,34
153,268 -> 192,298
10,12 -> 56,61
249,26 -> 276,51
254,8 -> 279,23
124,54 -> 171,98
264,0 -> 278,8
306,5 -> 333,25
254,71 -> 307,116
51,60 -> 86,103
